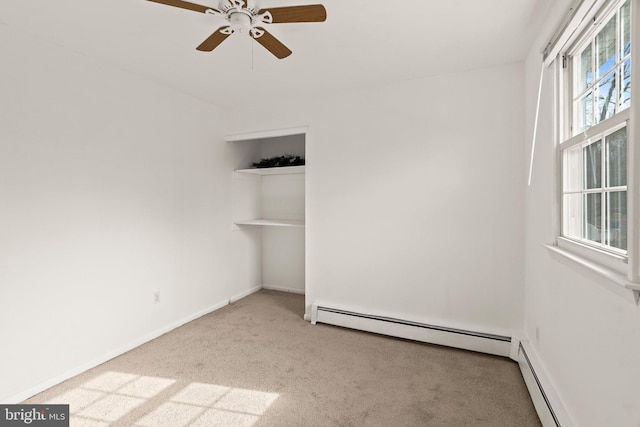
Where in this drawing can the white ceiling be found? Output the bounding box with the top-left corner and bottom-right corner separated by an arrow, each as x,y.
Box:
0,0 -> 555,108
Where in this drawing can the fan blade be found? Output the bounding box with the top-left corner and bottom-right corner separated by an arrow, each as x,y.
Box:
252,28 -> 292,59
258,4 -> 326,23
146,0 -> 211,14
197,27 -> 232,51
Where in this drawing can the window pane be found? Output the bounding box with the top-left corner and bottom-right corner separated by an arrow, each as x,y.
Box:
577,92 -> 593,132
579,44 -> 593,91
564,145 -> 582,191
606,126 -> 627,187
620,59 -> 631,110
584,193 -> 602,243
596,70 -> 616,122
606,191 -> 627,250
621,0 -> 631,58
563,194 -> 582,239
596,15 -> 617,78
583,140 -> 602,189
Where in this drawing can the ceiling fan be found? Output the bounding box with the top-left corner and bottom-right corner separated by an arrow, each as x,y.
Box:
146,0 -> 327,59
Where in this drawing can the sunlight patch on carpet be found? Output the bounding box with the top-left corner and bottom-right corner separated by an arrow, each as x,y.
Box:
45,371 -> 279,426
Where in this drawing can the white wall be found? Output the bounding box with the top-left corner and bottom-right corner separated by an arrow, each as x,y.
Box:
261,173 -> 305,293
227,63 -> 527,337
523,1 -> 640,425
0,28 -> 252,402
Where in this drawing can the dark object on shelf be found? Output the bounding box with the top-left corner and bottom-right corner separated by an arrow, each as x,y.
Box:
252,155 -> 305,168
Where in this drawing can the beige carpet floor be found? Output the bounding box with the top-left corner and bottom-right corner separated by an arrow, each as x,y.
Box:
26,290 -> 541,426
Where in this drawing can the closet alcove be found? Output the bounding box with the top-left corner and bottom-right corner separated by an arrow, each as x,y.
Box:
229,129 -> 306,295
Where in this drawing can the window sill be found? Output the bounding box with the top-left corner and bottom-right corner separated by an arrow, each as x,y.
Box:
544,244 -> 640,304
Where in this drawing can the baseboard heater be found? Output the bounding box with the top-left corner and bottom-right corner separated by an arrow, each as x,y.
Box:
517,342 -> 570,427
311,304 -> 512,357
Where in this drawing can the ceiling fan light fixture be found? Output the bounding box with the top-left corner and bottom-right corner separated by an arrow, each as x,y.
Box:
229,11 -> 251,33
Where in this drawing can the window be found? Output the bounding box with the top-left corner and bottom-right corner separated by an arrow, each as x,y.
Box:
572,0 -> 631,134
560,0 -> 632,257
562,124 -> 627,252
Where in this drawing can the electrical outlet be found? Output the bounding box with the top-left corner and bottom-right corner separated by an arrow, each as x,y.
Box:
535,326 -> 540,345
154,291 -> 160,303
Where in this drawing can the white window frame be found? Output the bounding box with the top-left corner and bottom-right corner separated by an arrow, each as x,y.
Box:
568,1 -> 632,135
547,0 -> 640,298
559,112 -> 630,259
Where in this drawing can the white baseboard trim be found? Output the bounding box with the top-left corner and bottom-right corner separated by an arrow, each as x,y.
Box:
517,341 -> 574,427
4,294 -> 244,404
311,303 -> 512,357
262,284 -> 305,295
229,285 -> 263,303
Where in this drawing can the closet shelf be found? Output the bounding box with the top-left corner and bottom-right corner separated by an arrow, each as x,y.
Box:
234,219 -> 305,228
234,165 -> 305,175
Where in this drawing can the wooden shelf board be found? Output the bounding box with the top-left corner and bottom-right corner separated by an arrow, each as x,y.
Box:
234,165 -> 305,175
234,219 -> 305,228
